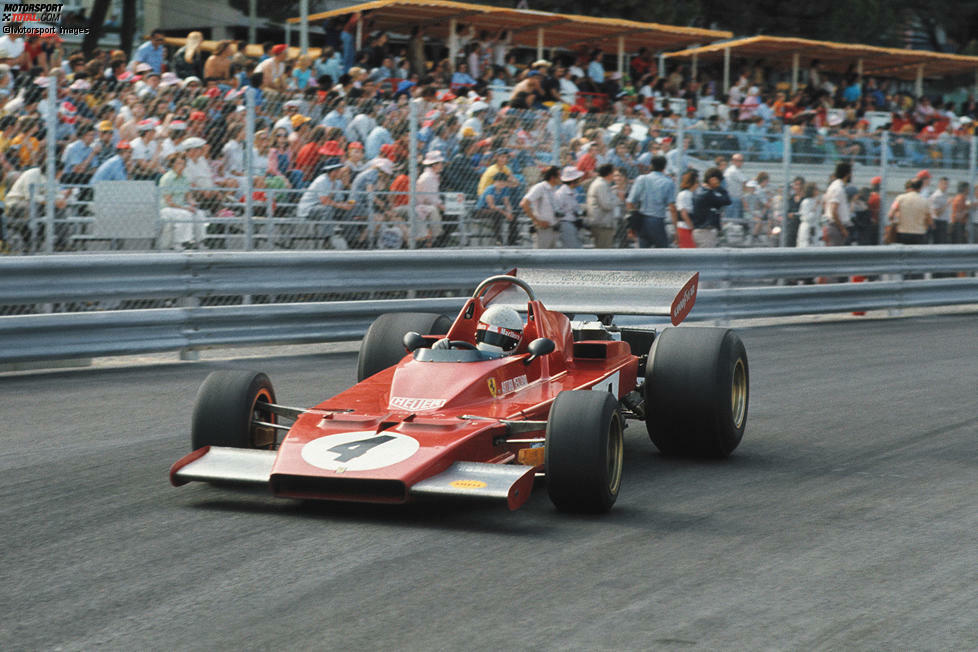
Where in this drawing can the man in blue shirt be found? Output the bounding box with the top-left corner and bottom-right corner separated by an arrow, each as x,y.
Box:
91,141 -> 132,183
625,155 -> 677,248
365,120 -> 393,161
475,172 -> 514,246
61,124 -> 101,185
131,30 -> 165,74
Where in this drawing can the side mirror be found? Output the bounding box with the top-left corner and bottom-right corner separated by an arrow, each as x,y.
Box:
403,331 -> 427,352
524,337 -> 555,365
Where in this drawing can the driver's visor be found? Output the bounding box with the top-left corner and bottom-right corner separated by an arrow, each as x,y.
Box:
476,323 -> 521,351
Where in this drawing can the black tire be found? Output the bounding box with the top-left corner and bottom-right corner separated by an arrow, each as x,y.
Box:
644,327 -> 748,458
191,370 -> 277,451
545,390 -> 624,513
356,312 -> 453,382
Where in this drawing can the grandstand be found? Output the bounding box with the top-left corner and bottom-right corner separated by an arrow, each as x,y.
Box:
0,0 -> 976,255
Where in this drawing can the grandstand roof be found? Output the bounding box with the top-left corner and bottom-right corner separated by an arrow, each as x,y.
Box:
664,36 -> 978,81
287,0 -> 732,53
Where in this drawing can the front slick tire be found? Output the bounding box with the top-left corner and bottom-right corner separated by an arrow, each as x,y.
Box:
545,390 -> 624,513
191,370 -> 277,451
645,327 -> 748,458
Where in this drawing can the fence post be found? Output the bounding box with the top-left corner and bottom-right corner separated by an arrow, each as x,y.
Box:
780,125 -> 791,247
676,119 -> 685,176
408,97 -> 419,250
28,183 -> 38,253
878,131 -> 889,246
970,135 -> 977,245
550,104 -> 561,167
44,75 -> 57,254
244,87 -> 256,251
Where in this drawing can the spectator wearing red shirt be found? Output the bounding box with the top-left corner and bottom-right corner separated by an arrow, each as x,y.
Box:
868,176 -> 882,244
295,126 -> 328,182
630,48 -> 651,82
389,172 -> 409,207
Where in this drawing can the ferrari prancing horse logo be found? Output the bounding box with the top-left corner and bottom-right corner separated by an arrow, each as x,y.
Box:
487,378 -> 499,397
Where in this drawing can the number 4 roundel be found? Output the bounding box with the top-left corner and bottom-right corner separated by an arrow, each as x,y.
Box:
301,430 -> 420,471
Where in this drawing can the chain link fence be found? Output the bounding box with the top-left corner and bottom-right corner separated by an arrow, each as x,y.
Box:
2,80 -> 978,256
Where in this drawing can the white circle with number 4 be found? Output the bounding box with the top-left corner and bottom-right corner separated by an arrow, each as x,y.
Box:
301,431 -> 420,471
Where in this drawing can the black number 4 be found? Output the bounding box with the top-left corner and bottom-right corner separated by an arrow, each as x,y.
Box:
328,435 -> 396,463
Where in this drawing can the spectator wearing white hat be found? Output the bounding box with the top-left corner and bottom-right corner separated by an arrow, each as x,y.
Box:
414,149 -> 446,247
555,166 -> 585,248
181,136 -> 227,209
348,157 -> 395,248
273,99 -> 304,134
130,118 -> 162,180
520,166 -> 562,249
296,157 -> 354,247
457,101 -> 487,139
158,152 -> 208,249
157,119 -> 187,162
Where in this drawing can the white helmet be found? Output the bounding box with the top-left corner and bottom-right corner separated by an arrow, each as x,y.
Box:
476,305 -> 523,354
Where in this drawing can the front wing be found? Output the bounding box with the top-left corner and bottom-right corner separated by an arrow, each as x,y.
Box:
170,446 -> 538,510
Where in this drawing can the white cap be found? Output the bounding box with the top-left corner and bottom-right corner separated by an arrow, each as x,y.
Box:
371,157 -> 394,175
422,150 -> 444,165
179,136 -> 207,151
560,166 -> 584,183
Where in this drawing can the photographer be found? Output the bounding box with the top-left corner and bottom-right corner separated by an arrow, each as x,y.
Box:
555,165 -> 585,248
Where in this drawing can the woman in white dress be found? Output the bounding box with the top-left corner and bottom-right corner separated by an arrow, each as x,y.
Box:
796,182 -> 822,247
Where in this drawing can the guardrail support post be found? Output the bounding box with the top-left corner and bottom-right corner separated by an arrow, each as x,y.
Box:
179,294 -> 200,361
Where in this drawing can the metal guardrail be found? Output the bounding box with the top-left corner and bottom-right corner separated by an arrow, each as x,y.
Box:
1,247 -> 977,363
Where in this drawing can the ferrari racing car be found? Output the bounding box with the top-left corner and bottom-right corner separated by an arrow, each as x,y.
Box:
170,269 -> 749,513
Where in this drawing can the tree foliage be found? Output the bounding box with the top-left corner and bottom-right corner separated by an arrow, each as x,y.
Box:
479,0 -> 978,54
227,0 -> 300,25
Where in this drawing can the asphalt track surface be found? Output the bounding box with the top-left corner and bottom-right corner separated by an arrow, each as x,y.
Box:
1,314 -> 975,650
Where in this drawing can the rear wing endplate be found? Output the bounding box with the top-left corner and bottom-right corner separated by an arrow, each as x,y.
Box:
493,269 -> 699,325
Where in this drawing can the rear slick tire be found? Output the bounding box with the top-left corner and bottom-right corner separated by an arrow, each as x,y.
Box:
644,327 -> 748,458
356,312 -> 453,382
545,390 -> 624,513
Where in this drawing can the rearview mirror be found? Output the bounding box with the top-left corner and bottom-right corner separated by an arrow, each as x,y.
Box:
403,331 -> 427,352
524,337 -> 555,365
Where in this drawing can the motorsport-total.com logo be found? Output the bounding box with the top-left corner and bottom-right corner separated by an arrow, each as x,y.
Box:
2,3 -> 90,35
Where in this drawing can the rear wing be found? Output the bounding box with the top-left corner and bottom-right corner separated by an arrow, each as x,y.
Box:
493,269 -> 699,325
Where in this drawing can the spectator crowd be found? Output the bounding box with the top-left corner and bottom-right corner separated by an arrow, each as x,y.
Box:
0,13 -> 976,253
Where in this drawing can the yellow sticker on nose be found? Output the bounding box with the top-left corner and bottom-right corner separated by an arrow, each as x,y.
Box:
450,480 -> 488,489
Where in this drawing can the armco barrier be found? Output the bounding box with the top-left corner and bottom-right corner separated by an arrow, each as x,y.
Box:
1,247 -> 976,363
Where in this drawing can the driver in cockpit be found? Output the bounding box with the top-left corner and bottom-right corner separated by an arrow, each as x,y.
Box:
431,305 -> 524,355
474,305 -> 524,354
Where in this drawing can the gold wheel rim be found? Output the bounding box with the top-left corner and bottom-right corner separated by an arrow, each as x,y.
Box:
731,358 -> 747,429
250,389 -> 276,449
607,414 -> 624,495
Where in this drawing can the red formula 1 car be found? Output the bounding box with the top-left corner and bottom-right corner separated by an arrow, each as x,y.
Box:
170,269 -> 749,513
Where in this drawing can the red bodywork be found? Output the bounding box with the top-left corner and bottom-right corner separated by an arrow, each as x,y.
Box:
171,285 -> 645,510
